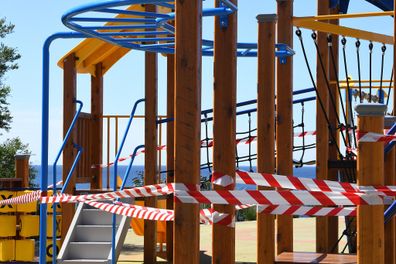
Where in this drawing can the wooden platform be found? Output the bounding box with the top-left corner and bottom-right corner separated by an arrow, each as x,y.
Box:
275,252 -> 357,264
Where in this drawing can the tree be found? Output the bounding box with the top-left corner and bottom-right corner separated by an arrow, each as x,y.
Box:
0,137 -> 36,186
0,18 -> 21,132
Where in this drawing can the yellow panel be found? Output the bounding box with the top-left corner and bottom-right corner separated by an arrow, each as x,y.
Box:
46,239 -> 61,262
46,215 -> 62,238
0,215 -> 16,237
15,239 -> 35,262
16,191 -> 37,213
19,215 -> 39,238
0,240 -> 15,261
0,191 -> 16,213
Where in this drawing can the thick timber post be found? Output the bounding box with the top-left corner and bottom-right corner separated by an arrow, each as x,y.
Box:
144,4 -> 158,262
276,0 -> 294,254
15,154 -> 30,188
315,0 -> 332,253
256,14 -> 276,264
91,63 -> 103,190
173,1 -> 202,263
212,0 -> 237,263
385,146 -> 395,264
355,103 -> 386,264
166,53 -> 175,262
327,4 -> 340,253
62,53 -> 77,242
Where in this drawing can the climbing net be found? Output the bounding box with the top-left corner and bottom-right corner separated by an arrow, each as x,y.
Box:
295,26 -> 393,253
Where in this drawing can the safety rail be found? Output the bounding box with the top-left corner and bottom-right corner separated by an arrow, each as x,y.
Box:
120,144 -> 146,191
111,98 -> 145,263
49,99 -> 83,264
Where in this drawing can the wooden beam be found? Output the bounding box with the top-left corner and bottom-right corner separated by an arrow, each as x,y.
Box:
144,5 -> 158,263
385,148 -> 396,264
62,53 -> 77,243
256,14 -> 276,264
394,0 -> 396,115
91,63 -> 103,190
15,154 -> 30,188
212,0 -> 237,263
316,0 -> 331,253
276,0 -> 294,254
166,53 -> 175,262
356,104 -> 385,264
327,5 -> 340,253
173,0 -> 202,263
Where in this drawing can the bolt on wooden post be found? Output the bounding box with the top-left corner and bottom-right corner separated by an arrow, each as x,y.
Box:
355,103 -> 386,264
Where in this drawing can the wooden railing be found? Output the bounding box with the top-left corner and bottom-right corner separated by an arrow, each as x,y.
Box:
76,112 -> 93,183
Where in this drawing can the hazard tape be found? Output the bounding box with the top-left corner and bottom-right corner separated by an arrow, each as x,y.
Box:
174,189 -> 385,206
357,131 -> 396,143
257,205 -> 356,216
212,171 -> 396,197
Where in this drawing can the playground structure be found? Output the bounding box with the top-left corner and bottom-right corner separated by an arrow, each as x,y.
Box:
2,0 -> 396,263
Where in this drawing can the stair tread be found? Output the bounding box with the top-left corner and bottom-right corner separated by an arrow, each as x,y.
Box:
62,260 -> 108,262
76,225 -> 115,227
69,241 -> 112,245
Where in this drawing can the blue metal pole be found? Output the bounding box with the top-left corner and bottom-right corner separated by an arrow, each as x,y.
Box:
40,32 -> 86,264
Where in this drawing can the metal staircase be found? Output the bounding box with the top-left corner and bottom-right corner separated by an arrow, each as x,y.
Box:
57,202 -> 131,264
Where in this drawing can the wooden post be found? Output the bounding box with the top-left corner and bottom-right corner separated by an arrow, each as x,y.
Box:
327,4 -> 340,253
166,53 -> 175,262
385,147 -> 395,264
91,63 -> 103,190
173,0 -> 202,263
355,103 -> 386,264
276,0 -> 293,254
315,0 -> 331,253
15,154 -> 30,188
144,4 -> 158,261
256,14 -> 276,264
212,0 -> 237,263
62,53 -> 77,243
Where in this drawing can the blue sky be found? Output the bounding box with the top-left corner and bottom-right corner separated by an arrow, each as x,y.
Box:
0,0 -> 393,166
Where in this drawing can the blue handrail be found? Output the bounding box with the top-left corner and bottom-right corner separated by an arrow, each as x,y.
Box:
120,144 -> 145,191
52,144 -> 83,263
112,98 -> 145,263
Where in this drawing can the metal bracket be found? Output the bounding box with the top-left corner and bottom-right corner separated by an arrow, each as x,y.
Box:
219,1 -> 229,28
275,43 -> 295,64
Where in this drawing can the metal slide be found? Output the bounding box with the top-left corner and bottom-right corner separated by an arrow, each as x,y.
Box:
57,202 -> 131,264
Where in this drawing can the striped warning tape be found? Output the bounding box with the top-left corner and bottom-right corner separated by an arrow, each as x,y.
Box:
357,131 -> 396,143
174,189 -> 385,206
212,171 -> 396,196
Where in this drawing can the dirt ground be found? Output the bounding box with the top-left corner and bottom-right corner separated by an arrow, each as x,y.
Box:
118,217 -> 349,263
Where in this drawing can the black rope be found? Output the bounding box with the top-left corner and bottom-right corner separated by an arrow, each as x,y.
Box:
312,33 -> 348,149
386,68 -> 394,107
247,113 -> 254,172
355,40 -> 363,103
203,113 -> 212,174
296,29 -> 344,159
369,42 -> 373,102
341,37 -> 358,149
379,44 -> 386,104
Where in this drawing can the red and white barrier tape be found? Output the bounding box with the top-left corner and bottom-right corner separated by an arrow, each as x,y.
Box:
212,171 -> 396,196
174,189 -> 385,206
357,131 -> 396,143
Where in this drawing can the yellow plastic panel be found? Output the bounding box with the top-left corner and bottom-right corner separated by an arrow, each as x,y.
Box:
0,240 -> 15,261
0,191 -> 16,213
19,215 -> 39,237
16,191 -> 37,213
46,190 -> 62,213
15,239 -> 35,261
46,215 -> 62,238
0,215 -> 16,237
46,239 -> 61,262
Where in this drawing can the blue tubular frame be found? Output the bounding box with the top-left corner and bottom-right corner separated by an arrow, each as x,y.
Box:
40,32 -> 86,264
112,98 -> 145,263
51,100 -> 83,264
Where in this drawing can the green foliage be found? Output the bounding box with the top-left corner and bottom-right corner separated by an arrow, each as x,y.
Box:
0,18 -> 21,132
237,206 -> 257,221
0,137 -> 37,186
